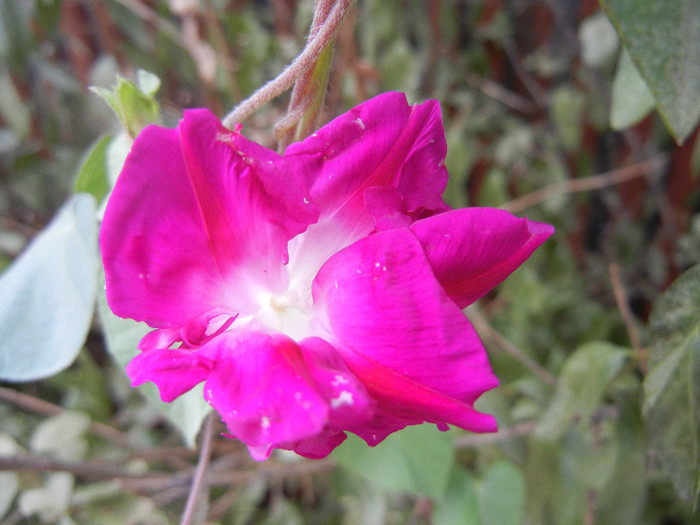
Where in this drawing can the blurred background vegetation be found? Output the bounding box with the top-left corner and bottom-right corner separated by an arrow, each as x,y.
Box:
1,0 -> 699,523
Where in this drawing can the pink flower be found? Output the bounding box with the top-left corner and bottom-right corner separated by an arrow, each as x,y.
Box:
100,92 -> 553,460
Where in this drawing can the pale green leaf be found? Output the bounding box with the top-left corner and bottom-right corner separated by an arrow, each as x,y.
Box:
18,472 -> 74,522
645,263 -> 700,505
477,462 -> 525,525
535,341 -> 628,441
333,424 -> 454,500
96,283 -> 210,448
136,69 -> 161,96
0,194 -> 98,382
600,0 -> 700,143
0,65 -> 30,139
30,411 -> 91,461
0,435 -> 20,521
433,467 -> 479,525
579,11 -> 619,68
610,50 -> 655,130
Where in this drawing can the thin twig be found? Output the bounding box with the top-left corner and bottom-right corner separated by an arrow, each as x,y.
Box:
180,411 -> 215,525
222,0 -> 353,128
0,385 -> 133,448
0,454 -> 170,481
454,421 -> 536,448
501,153 -> 670,214
609,263 -> 646,373
467,306 -> 557,385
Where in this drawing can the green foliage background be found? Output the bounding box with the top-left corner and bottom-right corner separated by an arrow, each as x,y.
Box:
1,0 -> 700,523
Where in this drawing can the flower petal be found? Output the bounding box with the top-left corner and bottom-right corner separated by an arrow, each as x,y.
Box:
285,92 -> 450,282
312,227 -> 498,436
299,336 -> 375,428
127,348 -> 212,402
409,208 -> 555,308
101,109 -> 319,329
199,331 -> 329,450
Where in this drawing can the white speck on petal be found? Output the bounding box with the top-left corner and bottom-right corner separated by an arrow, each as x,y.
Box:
303,197 -> 310,204
138,273 -> 144,280
261,416 -> 271,429
374,261 -> 381,268
331,390 -> 354,409
331,375 -> 348,386
355,117 -> 365,130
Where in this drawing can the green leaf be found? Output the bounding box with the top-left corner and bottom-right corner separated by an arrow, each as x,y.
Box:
0,435 -> 20,521
578,11 -> 619,69
0,194 -> 98,382
600,0 -> 700,143
535,341 -> 628,441
90,73 -> 160,138
30,411 -> 91,461
433,466 -> 479,525
0,65 -> 30,139
96,282 -> 210,448
18,472 -> 73,522
333,424 -> 454,500
645,263 -> 700,505
433,467 -> 479,525
75,135 -> 112,202
136,69 -> 161,96
610,50 -> 655,130
477,462 -> 525,525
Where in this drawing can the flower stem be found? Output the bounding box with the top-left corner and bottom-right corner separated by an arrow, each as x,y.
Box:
221,0 -> 353,129
275,0 -> 337,150
180,411 -> 216,525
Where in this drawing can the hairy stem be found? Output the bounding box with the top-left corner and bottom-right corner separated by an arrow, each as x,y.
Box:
221,0 -> 353,129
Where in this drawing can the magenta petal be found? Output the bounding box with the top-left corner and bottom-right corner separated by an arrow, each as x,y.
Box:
312,227 -> 498,435
126,348 -> 212,402
340,351 -> 498,443
299,336 -> 375,427
100,109 -> 319,330
284,93 -> 450,279
410,208 -> 554,308
199,332 -> 329,449
287,92 -> 449,217
285,429 -> 347,459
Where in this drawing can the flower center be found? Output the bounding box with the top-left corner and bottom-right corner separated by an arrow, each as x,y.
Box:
255,282 -> 313,341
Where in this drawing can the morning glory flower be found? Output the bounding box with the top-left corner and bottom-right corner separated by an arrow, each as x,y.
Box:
100,92 -> 553,460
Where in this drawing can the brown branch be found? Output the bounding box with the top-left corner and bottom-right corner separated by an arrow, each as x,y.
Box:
467,307 -> 557,385
180,412 -> 215,525
0,385 -> 133,448
501,153 -> 670,214
454,421 -> 536,448
609,263 -> 646,373
0,454 -> 170,481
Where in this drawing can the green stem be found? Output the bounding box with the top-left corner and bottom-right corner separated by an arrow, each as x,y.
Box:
179,412 -> 215,525
221,0 -> 353,130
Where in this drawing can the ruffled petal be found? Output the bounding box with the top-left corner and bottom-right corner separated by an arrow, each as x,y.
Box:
340,351 -> 498,445
311,227 -> 498,437
285,92 -> 450,283
127,348 -> 212,402
299,336 -> 375,428
101,109 -> 319,330
409,208 -> 555,308
199,331 -> 329,450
